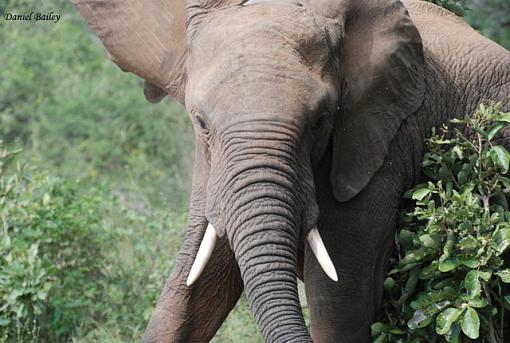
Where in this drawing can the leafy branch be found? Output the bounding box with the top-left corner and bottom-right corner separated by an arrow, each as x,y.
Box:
373,104 -> 510,343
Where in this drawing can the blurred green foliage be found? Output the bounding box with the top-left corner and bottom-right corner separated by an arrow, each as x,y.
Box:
0,0 -> 508,341
427,0 -> 470,17
424,0 -> 510,49
467,0 -> 510,49
0,0 -> 194,211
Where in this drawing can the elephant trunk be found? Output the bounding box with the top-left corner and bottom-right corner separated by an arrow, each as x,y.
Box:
206,124 -> 314,341
228,172 -> 311,342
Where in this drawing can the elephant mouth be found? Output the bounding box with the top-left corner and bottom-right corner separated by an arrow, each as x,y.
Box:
186,222 -> 337,286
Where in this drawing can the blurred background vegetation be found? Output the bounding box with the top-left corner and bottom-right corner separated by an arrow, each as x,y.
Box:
0,0 -> 508,342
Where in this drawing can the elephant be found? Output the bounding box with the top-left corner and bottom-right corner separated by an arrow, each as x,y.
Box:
72,0 -> 510,341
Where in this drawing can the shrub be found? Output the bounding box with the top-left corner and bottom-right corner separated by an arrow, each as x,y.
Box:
0,141 -> 188,342
373,104 -> 510,342
78,205 -> 186,342
0,142 -> 118,341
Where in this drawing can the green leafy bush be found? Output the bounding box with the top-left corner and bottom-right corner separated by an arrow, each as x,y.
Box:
0,142 -> 188,342
0,142 -> 116,341
78,205 -> 187,342
373,104 -> 510,342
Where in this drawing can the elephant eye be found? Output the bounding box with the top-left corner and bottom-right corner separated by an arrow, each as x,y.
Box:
195,113 -> 210,136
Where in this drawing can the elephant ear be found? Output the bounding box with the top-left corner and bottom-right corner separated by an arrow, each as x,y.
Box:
310,0 -> 425,202
72,0 -> 244,103
72,0 -> 188,103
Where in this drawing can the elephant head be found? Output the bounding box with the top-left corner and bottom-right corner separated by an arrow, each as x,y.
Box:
73,0 -> 424,341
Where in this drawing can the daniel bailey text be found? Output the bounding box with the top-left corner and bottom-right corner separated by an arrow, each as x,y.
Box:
4,12 -> 61,23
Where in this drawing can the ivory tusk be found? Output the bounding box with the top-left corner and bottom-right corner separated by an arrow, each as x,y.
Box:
307,227 -> 338,282
186,223 -> 218,286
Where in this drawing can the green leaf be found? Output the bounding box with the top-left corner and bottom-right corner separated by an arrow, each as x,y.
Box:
478,271 -> 492,282
474,127 -> 488,139
399,248 -> 429,266
398,229 -> 414,249
445,323 -> 461,343
487,122 -> 507,140
465,271 -> 482,299
495,113 -> 510,122
384,277 -> 396,290
436,307 -> 463,335
419,234 -> 440,248
460,258 -> 480,268
460,182 -> 475,196
489,146 -> 510,174
408,310 -> 434,330
399,262 -> 420,273
496,269 -> 510,283
439,257 -> 460,272
499,176 -> 510,189
458,236 -> 477,250
389,328 -> 405,335
419,261 -> 439,280
427,300 -> 451,315
398,270 -> 420,305
493,227 -> 510,254
460,307 -> 480,339
371,322 -> 388,337
468,298 -> 488,308
411,292 -> 434,311
412,188 -> 431,201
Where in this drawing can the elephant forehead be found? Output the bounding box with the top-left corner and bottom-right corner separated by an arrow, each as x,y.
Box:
192,4 -> 331,69
186,4 -> 335,119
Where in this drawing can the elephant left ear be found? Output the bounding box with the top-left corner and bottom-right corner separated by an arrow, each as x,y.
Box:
72,0 -> 188,103
318,0 -> 425,202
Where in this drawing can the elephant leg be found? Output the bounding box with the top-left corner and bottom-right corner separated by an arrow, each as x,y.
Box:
142,233 -> 243,342
305,154 -> 405,342
303,217 -> 396,342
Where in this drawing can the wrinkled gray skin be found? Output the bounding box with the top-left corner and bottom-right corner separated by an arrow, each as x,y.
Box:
76,0 -> 510,341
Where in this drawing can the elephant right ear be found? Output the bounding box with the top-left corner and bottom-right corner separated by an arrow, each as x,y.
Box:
308,0 -> 425,202
72,0 -> 188,103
